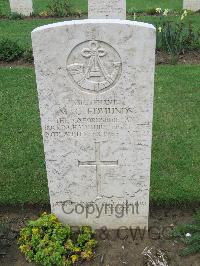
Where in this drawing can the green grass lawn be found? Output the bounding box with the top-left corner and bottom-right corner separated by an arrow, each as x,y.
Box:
0,67 -> 48,204
0,0 -> 184,16
0,65 -> 199,205
0,18 -> 62,49
0,14 -> 200,50
0,0 -> 10,16
36,0 -> 183,13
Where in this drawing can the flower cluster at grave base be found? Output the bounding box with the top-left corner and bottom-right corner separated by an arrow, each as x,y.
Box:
18,213 -> 97,266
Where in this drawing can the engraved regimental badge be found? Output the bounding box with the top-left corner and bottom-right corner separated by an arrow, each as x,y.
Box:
67,40 -> 122,93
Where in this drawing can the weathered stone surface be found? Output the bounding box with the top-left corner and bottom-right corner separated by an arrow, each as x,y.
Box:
183,0 -> 200,11
9,0 -> 33,16
32,19 -> 155,229
88,0 -> 126,19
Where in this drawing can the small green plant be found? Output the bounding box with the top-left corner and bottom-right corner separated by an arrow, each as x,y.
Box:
171,211 -> 200,256
23,48 -> 33,63
48,0 -> 72,17
0,39 -> 24,62
156,8 -> 200,64
146,8 -> 157,16
0,10 -> 6,18
18,213 -> 97,265
73,9 -> 83,18
128,7 -> 143,15
128,7 -> 137,15
9,12 -> 24,20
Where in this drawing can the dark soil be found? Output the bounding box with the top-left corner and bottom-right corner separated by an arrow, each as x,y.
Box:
0,59 -> 33,68
0,206 -> 200,266
1,50 -> 200,68
156,50 -> 200,65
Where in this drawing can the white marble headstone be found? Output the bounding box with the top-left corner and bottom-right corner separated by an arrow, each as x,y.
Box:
32,19 -> 155,229
88,0 -> 126,19
183,0 -> 200,11
9,0 -> 33,16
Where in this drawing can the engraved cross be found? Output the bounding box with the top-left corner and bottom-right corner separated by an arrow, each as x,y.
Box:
78,142 -> 118,195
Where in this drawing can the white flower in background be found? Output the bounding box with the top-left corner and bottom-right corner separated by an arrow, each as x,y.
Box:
186,233 -> 192,237
183,10 -> 188,16
156,7 -> 162,14
181,10 -> 188,20
158,27 -> 162,33
163,9 -> 169,16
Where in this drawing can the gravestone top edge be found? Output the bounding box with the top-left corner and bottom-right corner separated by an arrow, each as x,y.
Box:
31,19 -> 155,34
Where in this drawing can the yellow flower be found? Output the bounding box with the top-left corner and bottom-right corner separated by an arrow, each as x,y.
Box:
43,234 -> 49,242
20,244 -> 30,253
158,27 -> 162,33
71,254 -> 79,263
19,234 -> 29,241
39,11 -> 49,17
163,9 -> 169,16
156,7 -> 162,14
65,239 -> 74,250
50,215 -> 57,221
49,214 -> 60,224
74,247 -> 81,252
32,228 -> 39,235
81,250 -> 93,260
